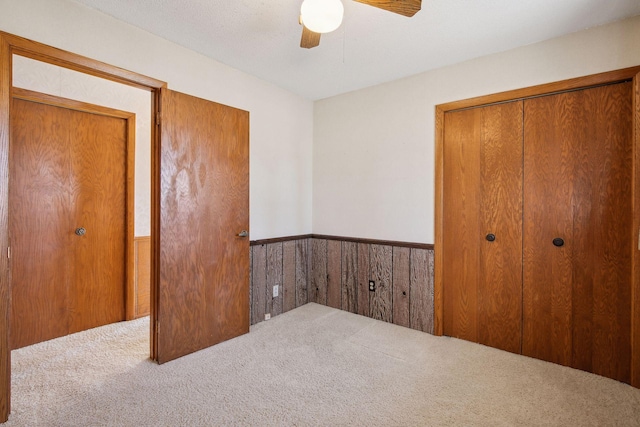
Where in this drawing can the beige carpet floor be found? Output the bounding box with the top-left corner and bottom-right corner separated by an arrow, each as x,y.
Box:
6,303 -> 640,426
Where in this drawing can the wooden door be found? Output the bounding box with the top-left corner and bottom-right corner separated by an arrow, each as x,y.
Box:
10,95 -> 127,349
523,82 -> 633,382
10,98 -> 71,348
67,108 -> 127,334
154,89 -> 249,364
443,101 -> 523,354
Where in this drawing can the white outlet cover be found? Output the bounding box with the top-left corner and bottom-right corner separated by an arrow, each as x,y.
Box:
273,285 -> 279,297
265,313 -> 271,320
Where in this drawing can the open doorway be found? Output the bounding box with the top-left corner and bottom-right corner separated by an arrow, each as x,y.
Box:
11,56 -> 153,329
0,33 -> 166,421
1,32 -> 251,423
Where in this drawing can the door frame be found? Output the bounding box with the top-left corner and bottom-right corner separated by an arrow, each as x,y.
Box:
434,66 -> 640,387
0,31 -> 167,422
11,87 -> 137,328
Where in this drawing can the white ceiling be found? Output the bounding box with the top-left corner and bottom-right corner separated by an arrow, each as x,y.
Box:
70,0 -> 640,100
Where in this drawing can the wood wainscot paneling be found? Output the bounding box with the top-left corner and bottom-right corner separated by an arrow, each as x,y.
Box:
341,241 -> 358,314
250,235 -> 434,334
251,244 -> 266,325
330,239 -> 434,334
282,241 -> 296,312
266,243 -> 283,318
134,236 -> 151,318
392,247 -> 411,328
410,248 -> 434,333
250,238 -> 310,325
310,238 -> 327,305
326,240 -> 342,309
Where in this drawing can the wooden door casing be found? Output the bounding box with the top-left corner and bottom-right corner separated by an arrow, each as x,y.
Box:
443,101 -> 523,354
0,31 -> 167,423
155,89 -> 249,364
523,82 -> 633,382
9,91 -> 130,349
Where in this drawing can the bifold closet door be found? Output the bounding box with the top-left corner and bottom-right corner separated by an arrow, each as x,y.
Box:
523,81 -> 633,383
443,101 -> 523,354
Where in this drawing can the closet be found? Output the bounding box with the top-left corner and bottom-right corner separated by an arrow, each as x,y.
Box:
441,80 -> 633,383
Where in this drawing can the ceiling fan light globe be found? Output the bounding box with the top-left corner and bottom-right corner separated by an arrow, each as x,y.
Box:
300,0 -> 344,34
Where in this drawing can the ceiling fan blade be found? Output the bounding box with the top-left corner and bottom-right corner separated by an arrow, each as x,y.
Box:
354,0 -> 421,17
300,25 -> 321,49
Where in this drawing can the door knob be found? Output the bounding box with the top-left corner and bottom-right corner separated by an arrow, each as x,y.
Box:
237,230 -> 248,237
75,227 -> 86,236
553,237 -> 564,247
486,233 -> 496,242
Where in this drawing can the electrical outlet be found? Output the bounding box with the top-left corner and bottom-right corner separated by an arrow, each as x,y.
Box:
273,285 -> 279,298
369,280 -> 375,292
265,313 -> 271,320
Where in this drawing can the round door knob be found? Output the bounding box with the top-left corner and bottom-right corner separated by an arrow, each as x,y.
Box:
75,227 -> 86,236
486,233 -> 496,242
552,237 -> 564,247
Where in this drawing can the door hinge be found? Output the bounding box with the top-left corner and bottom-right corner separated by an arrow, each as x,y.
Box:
155,320 -> 160,335
155,112 -> 161,126
7,246 -> 10,260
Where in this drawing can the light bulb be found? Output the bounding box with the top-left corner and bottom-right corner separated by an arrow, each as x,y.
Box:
300,0 -> 344,34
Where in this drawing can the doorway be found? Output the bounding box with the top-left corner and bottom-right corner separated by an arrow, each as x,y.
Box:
0,31 -> 251,423
11,55 -> 153,323
0,32 -> 166,421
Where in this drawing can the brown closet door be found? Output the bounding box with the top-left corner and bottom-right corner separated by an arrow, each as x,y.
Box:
10,98 -> 127,349
443,101 -> 523,353
154,89 -> 249,364
523,82 -> 632,382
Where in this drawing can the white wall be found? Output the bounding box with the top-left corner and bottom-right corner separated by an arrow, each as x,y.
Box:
3,0 -> 639,244
0,0 -> 314,240
313,15 -> 640,244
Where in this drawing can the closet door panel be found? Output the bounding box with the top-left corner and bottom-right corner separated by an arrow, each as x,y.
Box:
570,82 -> 632,382
478,101 -> 523,354
523,93 -> 576,367
443,108 -> 481,343
523,82 -> 632,381
443,101 -> 523,351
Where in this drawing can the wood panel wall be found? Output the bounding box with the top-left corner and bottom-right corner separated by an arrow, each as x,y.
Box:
250,239 -> 310,325
250,237 -> 434,334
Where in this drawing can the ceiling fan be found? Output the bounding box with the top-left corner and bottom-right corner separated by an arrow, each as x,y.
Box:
299,0 -> 422,48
